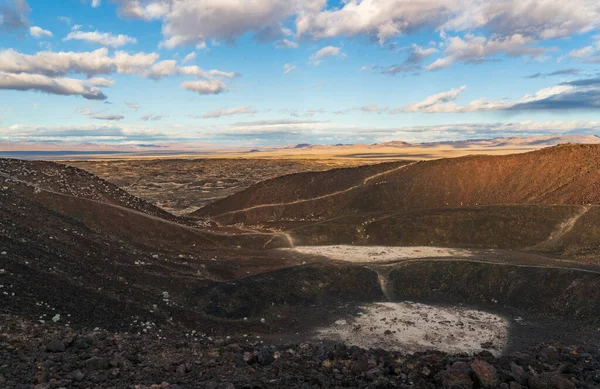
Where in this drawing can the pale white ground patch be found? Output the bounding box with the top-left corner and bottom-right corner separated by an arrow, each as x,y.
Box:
284,245 -> 475,263
317,302 -> 509,356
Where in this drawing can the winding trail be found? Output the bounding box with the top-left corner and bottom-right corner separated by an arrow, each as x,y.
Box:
210,162 -> 418,219
529,205 -> 591,250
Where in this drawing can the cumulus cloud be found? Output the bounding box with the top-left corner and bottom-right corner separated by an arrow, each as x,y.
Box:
310,46 -> 343,65
402,86 -> 468,113
64,30 -> 137,47
0,48 -> 158,77
29,26 -> 52,38
88,77 -> 114,87
405,44 -> 438,64
202,106 -> 257,119
0,0 -> 30,32
426,33 -> 545,70
275,39 -> 298,49
114,0 -> 297,48
0,48 -> 238,99
0,72 -> 106,99
568,37 -> 600,62
297,0 -> 600,44
425,56 -> 454,71
147,61 -> 239,80
180,79 -> 227,95
181,51 -> 196,64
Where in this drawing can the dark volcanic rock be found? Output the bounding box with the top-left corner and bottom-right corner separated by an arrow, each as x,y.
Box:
528,372 -> 576,389
84,356 -> 110,370
471,359 -> 499,388
45,339 -> 65,353
435,362 -> 474,389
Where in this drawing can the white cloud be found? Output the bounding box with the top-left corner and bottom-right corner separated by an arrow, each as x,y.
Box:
182,51 -> 196,64
125,101 -> 140,111
393,78 -> 600,113
425,57 -> 454,71
1,122 -> 167,142
147,62 -> 239,80
91,0 -> 101,7
275,39 -> 298,49
88,77 -> 114,87
146,59 -> 178,79
0,72 -> 106,100
29,26 -> 53,38
568,37 -> 600,61
426,33 -> 545,70
180,79 -> 227,95
115,0 -> 298,48
0,48 -> 157,77
77,107 -> 125,120
208,69 -> 239,79
202,106 -> 257,119
401,86 -> 468,113
297,0 -> 600,44
405,44 -> 438,63
0,48 -> 238,99
64,31 -> 137,48
310,46 -> 343,65
569,46 -> 595,58
283,63 -> 296,74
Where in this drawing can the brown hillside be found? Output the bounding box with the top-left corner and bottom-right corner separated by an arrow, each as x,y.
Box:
192,161 -> 411,217
0,158 -> 176,221
200,144 -> 600,225
0,159 -> 290,254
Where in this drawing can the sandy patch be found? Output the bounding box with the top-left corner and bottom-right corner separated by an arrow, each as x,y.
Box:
317,302 -> 509,355
285,245 -> 474,263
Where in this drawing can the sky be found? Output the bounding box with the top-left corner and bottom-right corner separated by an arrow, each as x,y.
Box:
1,0 -> 600,147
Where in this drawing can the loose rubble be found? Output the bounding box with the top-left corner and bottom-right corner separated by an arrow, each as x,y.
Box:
1,315 -> 598,389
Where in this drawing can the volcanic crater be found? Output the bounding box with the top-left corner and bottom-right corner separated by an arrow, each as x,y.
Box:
2,145 -> 600,388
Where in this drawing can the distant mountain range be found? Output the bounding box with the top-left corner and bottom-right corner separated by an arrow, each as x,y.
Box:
2,134 -> 599,160
292,135 -> 600,150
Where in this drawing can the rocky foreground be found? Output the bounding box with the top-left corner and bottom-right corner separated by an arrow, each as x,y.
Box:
2,315 -> 599,389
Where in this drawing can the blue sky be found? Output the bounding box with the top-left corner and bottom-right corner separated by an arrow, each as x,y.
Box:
1,0 -> 600,147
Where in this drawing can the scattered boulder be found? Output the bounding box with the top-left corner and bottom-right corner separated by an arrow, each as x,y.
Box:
470,359 -> 499,388
435,362 -> 474,389
45,339 -> 65,353
528,372 -> 576,389
85,356 -> 110,370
